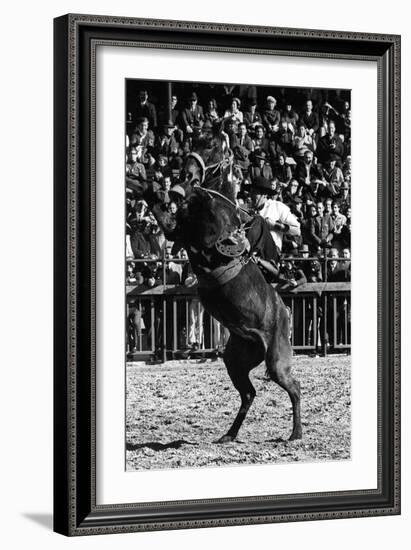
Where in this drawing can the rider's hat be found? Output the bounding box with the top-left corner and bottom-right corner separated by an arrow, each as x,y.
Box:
169,184 -> 186,199
252,175 -> 276,195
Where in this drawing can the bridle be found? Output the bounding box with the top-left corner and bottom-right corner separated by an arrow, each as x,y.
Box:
189,155 -> 253,259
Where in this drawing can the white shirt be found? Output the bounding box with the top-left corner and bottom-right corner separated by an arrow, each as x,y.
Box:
258,199 -> 301,251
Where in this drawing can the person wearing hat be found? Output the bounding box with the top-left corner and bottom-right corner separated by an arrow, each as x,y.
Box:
182,92 -> 204,136
250,150 -> 273,181
249,175 -> 301,255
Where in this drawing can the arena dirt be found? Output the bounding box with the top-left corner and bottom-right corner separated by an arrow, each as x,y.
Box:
126,355 -> 351,471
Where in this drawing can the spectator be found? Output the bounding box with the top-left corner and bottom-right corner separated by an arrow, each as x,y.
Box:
300,99 -> 319,136
273,153 -> 292,187
282,102 -> 299,131
155,123 -> 181,168
338,180 -> 351,214
308,201 -> 334,250
262,95 -> 281,137
182,92 -> 205,136
130,117 -> 155,167
317,120 -> 345,164
326,248 -> 350,282
292,124 -> 316,160
277,252 -> 307,291
134,89 -> 157,129
250,151 -> 273,181
342,155 -> 352,183
126,261 -> 137,284
252,124 -> 270,157
295,150 -> 323,189
243,98 -> 263,132
126,147 -> 148,198
223,97 -> 243,123
204,98 -> 221,125
331,200 -> 347,236
282,179 -> 300,208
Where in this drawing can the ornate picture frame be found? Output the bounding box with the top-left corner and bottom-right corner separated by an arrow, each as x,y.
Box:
53,14 -> 400,536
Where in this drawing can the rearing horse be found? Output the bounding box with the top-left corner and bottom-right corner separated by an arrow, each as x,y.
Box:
150,151 -> 302,442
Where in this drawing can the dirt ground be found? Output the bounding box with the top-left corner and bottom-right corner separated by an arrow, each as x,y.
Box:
126,354 -> 351,471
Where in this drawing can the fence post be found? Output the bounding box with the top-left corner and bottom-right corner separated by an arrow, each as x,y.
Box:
323,293 -> 328,356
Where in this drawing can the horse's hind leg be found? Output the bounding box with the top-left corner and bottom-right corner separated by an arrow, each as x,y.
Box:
266,327 -> 302,441
215,335 -> 263,443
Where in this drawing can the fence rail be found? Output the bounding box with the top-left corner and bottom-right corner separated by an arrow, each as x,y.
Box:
126,282 -> 351,362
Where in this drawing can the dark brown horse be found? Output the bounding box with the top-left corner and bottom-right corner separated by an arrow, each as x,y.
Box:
150,151 -> 302,442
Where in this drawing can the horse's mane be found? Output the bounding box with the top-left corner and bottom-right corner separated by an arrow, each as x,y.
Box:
191,139 -> 236,203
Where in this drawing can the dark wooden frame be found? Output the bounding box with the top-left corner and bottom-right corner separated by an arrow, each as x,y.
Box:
53,13 -> 401,536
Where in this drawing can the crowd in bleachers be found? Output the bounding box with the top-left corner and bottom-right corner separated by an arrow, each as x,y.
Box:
125,83 -> 352,290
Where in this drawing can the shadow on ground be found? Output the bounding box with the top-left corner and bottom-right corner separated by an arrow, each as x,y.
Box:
126,439 -> 197,452
23,513 -> 53,530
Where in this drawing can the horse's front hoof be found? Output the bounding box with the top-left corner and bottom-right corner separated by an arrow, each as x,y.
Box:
214,434 -> 235,444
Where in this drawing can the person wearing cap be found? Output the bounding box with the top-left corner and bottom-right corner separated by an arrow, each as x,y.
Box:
182,92 -> 204,135
249,175 -> 301,255
262,96 -> 281,138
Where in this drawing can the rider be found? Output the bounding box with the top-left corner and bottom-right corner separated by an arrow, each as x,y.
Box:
247,176 -> 301,281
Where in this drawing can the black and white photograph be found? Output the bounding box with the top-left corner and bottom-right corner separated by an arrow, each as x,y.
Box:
125,80 -> 352,471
